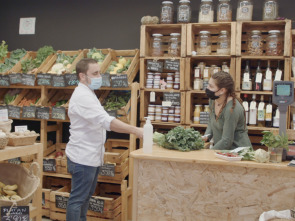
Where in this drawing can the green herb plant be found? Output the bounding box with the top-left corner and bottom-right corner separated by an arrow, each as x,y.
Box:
260,131 -> 292,151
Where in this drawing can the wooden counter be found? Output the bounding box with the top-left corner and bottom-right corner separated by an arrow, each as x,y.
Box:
131,145 -> 295,221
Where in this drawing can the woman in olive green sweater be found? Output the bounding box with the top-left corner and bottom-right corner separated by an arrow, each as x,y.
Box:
203,71 -> 252,150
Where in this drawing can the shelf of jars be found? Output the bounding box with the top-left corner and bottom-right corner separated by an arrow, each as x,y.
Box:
140,58 -> 185,91
140,24 -> 186,58
185,57 -> 235,91
236,20 -> 292,57
187,22 -> 236,57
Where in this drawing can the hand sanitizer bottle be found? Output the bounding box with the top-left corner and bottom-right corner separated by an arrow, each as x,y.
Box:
143,117 -> 153,154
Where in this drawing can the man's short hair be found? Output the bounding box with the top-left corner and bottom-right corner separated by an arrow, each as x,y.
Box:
76,58 -> 98,80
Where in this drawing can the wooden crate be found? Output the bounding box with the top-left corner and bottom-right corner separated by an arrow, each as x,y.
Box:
185,57 -> 235,90
139,58 -> 186,90
140,24 -> 186,58
50,183 -> 124,221
235,57 -> 291,91
236,20 -> 292,57
187,22 -> 236,57
13,89 -> 41,107
140,90 -> 186,125
291,29 -> 295,86
1,51 -> 28,74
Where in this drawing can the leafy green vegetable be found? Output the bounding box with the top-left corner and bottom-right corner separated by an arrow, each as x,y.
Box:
254,149 -> 270,163
21,58 -> 37,73
103,91 -> 130,111
153,127 -> 204,152
261,131 -> 292,150
3,89 -> 21,104
34,45 -> 55,67
0,40 -> 8,60
56,53 -> 77,65
87,48 -> 106,62
0,48 -> 26,73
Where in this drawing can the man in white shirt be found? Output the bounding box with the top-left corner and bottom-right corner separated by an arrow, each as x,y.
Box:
65,58 -> 143,221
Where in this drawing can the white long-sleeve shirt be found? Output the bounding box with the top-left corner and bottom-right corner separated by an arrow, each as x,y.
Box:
66,83 -> 115,167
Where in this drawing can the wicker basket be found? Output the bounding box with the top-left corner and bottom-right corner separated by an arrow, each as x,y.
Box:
0,137 -> 8,149
8,134 -> 39,146
0,119 -> 12,133
0,162 -> 40,206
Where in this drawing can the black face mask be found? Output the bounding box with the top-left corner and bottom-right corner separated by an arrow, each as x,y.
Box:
205,88 -> 220,100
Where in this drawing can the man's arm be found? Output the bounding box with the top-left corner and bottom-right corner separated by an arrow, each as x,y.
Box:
110,119 -> 143,138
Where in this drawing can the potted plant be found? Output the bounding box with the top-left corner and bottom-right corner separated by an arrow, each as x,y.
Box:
260,131 -> 292,163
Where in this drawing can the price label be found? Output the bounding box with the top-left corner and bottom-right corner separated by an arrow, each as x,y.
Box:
163,92 -> 181,106
65,74 -> 79,86
52,75 -> 66,87
250,101 -> 256,110
88,197 -> 104,213
21,73 -> 36,86
147,60 -> 164,72
22,106 -> 36,118
164,60 -> 180,71
0,108 -> 8,121
258,103 -> 264,110
43,159 -> 56,172
15,125 -> 28,132
266,69 -> 272,80
111,74 -> 128,88
266,104 -> 273,113
37,73 -> 52,86
8,105 -> 21,119
275,70 -> 282,81
244,73 -> 250,82
101,73 -> 111,87
99,164 -> 115,177
36,107 -> 50,120
0,74 -> 10,86
9,73 -> 22,84
1,206 -> 29,221
55,195 -> 68,209
51,106 -> 66,120
255,73 -> 262,83
150,91 -> 156,103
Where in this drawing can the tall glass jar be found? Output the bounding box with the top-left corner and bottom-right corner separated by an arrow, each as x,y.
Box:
198,0 -> 214,23
217,30 -> 230,55
247,30 -> 263,56
151,34 -> 164,57
236,0 -> 253,21
177,0 -> 191,23
197,31 -> 211,55
263,0 -> 278,21
160,1 -> 174,24
217,0 -> 232,22
266,30 -> 283,56
168,33 -> 181,57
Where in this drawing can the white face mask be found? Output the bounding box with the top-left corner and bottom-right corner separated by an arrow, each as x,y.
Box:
85,75 -> 102,90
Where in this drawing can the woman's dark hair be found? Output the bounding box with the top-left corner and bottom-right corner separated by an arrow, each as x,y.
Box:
211,71 -> 244,121
76,58 -> 98,80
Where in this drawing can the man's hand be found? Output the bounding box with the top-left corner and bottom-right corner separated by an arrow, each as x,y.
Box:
134,127 -> 144,139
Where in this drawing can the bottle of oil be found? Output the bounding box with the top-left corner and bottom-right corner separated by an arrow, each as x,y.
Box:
257,95 -> 266,127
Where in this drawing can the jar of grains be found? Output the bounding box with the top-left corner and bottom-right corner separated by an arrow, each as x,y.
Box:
177,0 -> 191,23
168,33 -> 181,57
263,0 -> 278,21
247,30 -> 264,56
236,0 -> 253,21
217,0 -> 232,22
197,31 -> 211,55
160,1 -> 174,24
217,30 -> 231,55
151,34 -> 164,56
266,30 -> 283,56
199,0 -> 214,23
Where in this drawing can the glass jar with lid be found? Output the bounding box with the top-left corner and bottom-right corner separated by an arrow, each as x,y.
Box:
236,0 -> 253,21
197,31 -> 211,55
217,30 -> 230,55
177,0 -> 191,23
198,62 -> 206,78
222,62 -> 230,73
263,0 -> 278,21
217,0 -> 232,22
160,1 -> 174,24
168,33 -> 181,57
266,30 -> 283,56
247,30 -> 263,56
198,0 -> 214,23
151,34 -> 164,57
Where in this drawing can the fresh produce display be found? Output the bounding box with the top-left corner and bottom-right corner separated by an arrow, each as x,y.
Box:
2,89 -> 21,105
48,53 -> 78,75
0,40 -> 8,61
18,92 -> 40,107
87,48 -> 106,65
51,99 -> 68,107
216,152 -> 239,157
0,181 -> 22,201
0,48 -> 26,73
8,130 -> 38,138
103,91 -> 130,111
153,127 -> 204,152
254,149 -> 270,163
21,45 -> 55,73
107,57 -> 131,74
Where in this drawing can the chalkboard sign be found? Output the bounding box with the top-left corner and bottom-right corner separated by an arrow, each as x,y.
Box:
1,206 -> 29,221
8,157 -> 21,165
52,75 -> 66,87
22,106 -> 36,118
37,73 -> 52,86
147,60 -> 163,72
9,73 -> 22,84
88,197 -> 104,213
36,107 -> 50,120
51,106 -> 66,120
111,74 -> 128,88
163,92 -> 181,106
106,110 -> 117,118
0,74 -> 10,86
101,73 -> 111,87
99,164 -> 115,177
8,105 -> 21,119
43,159 -> 56,172
65,74 -> 79,86
164,60 -> 180,71
21,73 -> 36,86
0,105 -> 8,111
55,195 -> 68,209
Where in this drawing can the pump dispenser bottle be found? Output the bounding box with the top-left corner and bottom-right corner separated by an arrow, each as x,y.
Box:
143,117 -> 153,153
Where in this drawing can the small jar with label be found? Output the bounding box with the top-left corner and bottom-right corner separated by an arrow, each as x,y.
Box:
161,1 -> 174,24
236,0 -> 253,21
197,31 -> 211,55
175,72 -> 180,82
155,105 -> 162,114
248,30 -> 263,56
148,104 -> 156,114
177,0 -> 191,24
167,73 -> 174,82
147,72 -> 154,79
148,113 -> 155,121
204,105 -> 210,113
211,65 -> 221,76
162,107 -> 169,114
168,114 -> 175,122
173,81 -> 180,90
203,67 -> 211,80
199,0 -> 214,23
174,106 -> 181,115
168,106 -> 175,114
169,33 -> 181,57
151,34 -> 164,57
194,78 -> 203,90
155,113 -> 162,122
217,30 -> 230,55
222,62 -> 230,73
198,62 -> 206,78
161,114 -> 168,122
194,105 -> 202,124
266,30 -> 283,56
217,0 -> 232,22
174,114 -> 181,123
263,0 -> 278,21
166,81 -> 173,89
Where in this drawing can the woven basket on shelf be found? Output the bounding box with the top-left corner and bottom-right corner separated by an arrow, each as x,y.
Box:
0,162 -> 40,206
0,137 -> 8,149
0,119 -> 13,133
8,135 -> 39,146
